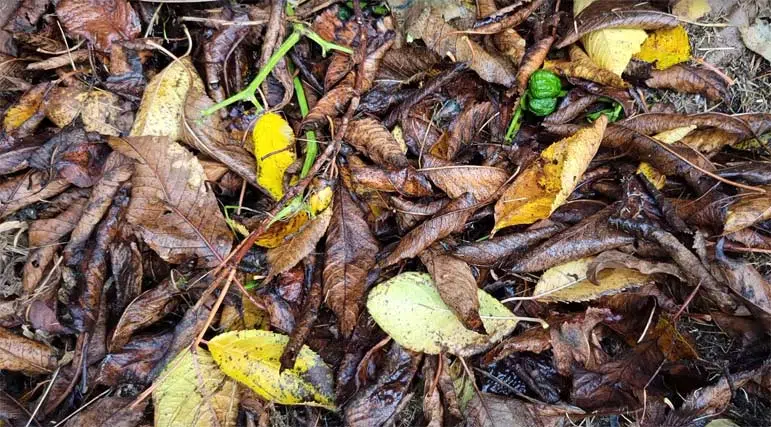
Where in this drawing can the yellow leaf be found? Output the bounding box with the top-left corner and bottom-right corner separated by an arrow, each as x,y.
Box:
534,257 -> 649,302
253,112 -> 297,200
130,58 -> 196,139
153,349 -> 239,427
574,0 -> 648,76
635,26 -> 691,70
653,125 -> 697,144
3,83 -> 48,133
724,190 -> 771,233
672,0 -> 711,21
637,162 -> 666,189
544,46 -> 628,88
493,116 -> 607,233
254,182 -> 334,248
367,272 -> 535,357
208,330 -> 336,409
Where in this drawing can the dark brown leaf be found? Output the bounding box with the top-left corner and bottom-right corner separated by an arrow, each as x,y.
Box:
420,247 -> 483,333
558,1 -> 678,48
481,326 -> 552,366
323,187 -> 379,337
267,206 -> 332,280
110,276 -> 181,352
422,156 -> 509,201
351,164 -> 433,197
108,136 -> 233,267
98,332 -> 173,386
466,392 -> 584,427
646,65 -> 729,101
550,308 -> 611,376
0,171 -> 70,219
384,193 -> 476,266
0,326 -> 56,374
29,126 -> 111,188
391,196 -> 448,232
62,396 -> 147,427
56,0 -> 141,52
454,223 -> 564,266
715,241 -> 771,329
3,0 -> 46,33
345,118 -> 409,169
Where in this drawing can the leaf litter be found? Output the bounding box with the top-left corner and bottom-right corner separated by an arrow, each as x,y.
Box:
1,0 -> 771,426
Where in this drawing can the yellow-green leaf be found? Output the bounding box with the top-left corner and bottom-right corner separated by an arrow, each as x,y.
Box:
574,0 -> 648,76
367,272 -> 532,357
635,26 -> 691,70
253,112 -> 297,200
208,330 -> 335,409
533,257 -> 649,302
493,116 -> 607,233
153,349 -> 239,427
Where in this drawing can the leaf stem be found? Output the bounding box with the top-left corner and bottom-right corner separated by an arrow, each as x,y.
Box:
293,71 -> 317,178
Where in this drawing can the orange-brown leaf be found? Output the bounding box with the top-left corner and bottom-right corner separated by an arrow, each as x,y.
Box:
345,118 -> 409,169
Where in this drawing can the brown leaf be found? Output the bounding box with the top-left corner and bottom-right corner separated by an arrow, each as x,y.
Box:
267,206 -> 333,280
391,196 -> 448,232
109,222 -> 143,314
510,204 -> 634,273
724,191 -> 771,233
110,277 -> 181,352
420,248 -> 483,333
0,326 -> 56,374
645,64 -> 729,101
3,0 -> 47,33
481,326 -> 552,366
384,193 -> 476,267
515,35 -> 556,93
0,139 -> 42,175
98,332 -> 173,386
454,223 -> 565,267
406,7 -> 515,86
550,308 -> 611,375
56,0 -> 141,52
345,118 -> 409,169
108,136 -> 234,267
715,242 -> 771,329
29,126 -> 112,188
345,343 -> 423,427
0,171 -> 70,219
422,356 -> 444,427
558,1 -> 678,49
323,187 -> 379,337
466,392 -> 584,427
432,102 -> 495,160
544,89 -> 600,125
2,81 -> 51,138
63,396 -> 147,427
351,164 -> 433,197
545,45 -> 628,88
422,156 -> 508,201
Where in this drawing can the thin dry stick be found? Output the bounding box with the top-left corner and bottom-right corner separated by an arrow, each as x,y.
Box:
193,267 -> 236,350
24,368 -> 59,427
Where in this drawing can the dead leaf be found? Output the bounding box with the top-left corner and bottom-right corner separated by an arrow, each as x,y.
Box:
0,326 -> 56,374
481,326 -> 552,366
551,308 -> 611,375
99,332 -> 173,386
420,248 -> 483,333
534,257 -> 651,303
422,157 -> 508,201
466,392 -> 584,427
672,0 -> 711,21
0,171 -> 70,219
724,190 -> 771,233
56,0 -> 141,52
453,223 -> 565,266
323,187 -> 379,337
646,65 -> 729,101
494,116 -> 607,233
267,206 -> 332,279
740,18 -> 771,63
345,118 -> 409,169
2,82 -> 50,136
544,45 -> 628,88
351,164 -> 433,196
110,277 -> 181,352
63,396 -> 147,427
29,126 -> 112,188
715,241 -> 771,329
108,136 -> 233,267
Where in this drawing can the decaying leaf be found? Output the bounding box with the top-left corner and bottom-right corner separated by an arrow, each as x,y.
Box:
56,0 -> 141,52
323,187 -> 379,337
253,112 -> 297,200
208,329 -> 335,409
635,25 -> 691,70
422,161 -> 509,201
466,392 -> 583,427
345,118 -> 408,169
724,190 -> 771,233
153,349 -> 239,427
108,136 -> 233,267
533,257 -> 650,302
63,396 -> 147,427
266,205 -> 332,279
494,116 -> 607,233
645,65 -> 729,101
544,45 -> 628,88
0,326 -> 56,374
367,272 -> 529,356
420,248 -> 483,333
454,223 -> 565,266
2,82 -> 50,135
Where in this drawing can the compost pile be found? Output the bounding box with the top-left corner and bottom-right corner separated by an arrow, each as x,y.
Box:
1,0 -> 771,426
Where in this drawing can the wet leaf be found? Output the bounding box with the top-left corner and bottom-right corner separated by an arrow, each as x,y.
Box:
494,116 -> 607,233
422,161 -> 509,201
466,392 -> 584,427
2,82 -> 50,135
266,205 -> 332,279
108,136 -> 233,267
725,190 -> 771,233
253,112 -> 297,200
153,349 -> 239,427
544,45 -> 628,88
454,223 -> 565,266
56,0 -> 140,52
635,25 -> 691,70
130,58 -> 193,140
63,396 -> 147,427
0,171 -> 70,219
208,329 -> 335,409
0,326 -> 56,374
99,332 -> 173,386
420,248 -> 483,333
345,117 -> 408,169
351,164 -> 433,197
110,277 -> 181,352
367,272 -> 528,356
715,243 -> 771,329
323,187 -> 379,337
645,65 -> 729,101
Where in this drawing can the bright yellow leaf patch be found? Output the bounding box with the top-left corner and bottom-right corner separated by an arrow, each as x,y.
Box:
208,330 -> 335,409
493,116 -> 607,233
253,112 -> 297,200
635,26 -> 691,70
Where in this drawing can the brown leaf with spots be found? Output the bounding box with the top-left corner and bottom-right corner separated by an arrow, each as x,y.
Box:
107,136 -> 233,267
323,187 -> 379,337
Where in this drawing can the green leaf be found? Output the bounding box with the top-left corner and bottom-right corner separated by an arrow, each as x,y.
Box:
366,272 -> 535,356
208,330 -> 336,409
153,349 -> 239,427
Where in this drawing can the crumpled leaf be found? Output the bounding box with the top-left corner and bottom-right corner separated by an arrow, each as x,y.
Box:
63,396 -> 147,427
567,0 -> 651,76
715,243 -> 771,329
724,190 -> 771,233
645,64 -> 729,101
266,205 -> 332,279
544,45 -> 628,88
0,171 -> 70,219
99,332 -> 172,386
46,85 -> 133,136
422,158 -> 508,201
56,0 -> 141,52
740,18 -> 771,63
108,136 -> 233,267
253,112 -> 297,200
153,349 -> 239,427
635,25 -> 691,70
466,392 -> 584,427
494,116 -> 607,233
420,248 -> 483,333
323,187 -> 379,337
367,272 -> 529,356
208,329 -> 335,409
252,182 -> 333,248
406,6 -> 515,86
533,256 -> 650,302
0,326 -> 57,374
345,117 -> 408,169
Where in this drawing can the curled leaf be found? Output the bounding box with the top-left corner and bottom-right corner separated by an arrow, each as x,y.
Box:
544,45 -> 628,88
